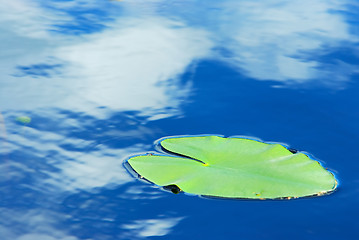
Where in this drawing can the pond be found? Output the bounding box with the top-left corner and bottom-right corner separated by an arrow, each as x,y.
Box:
1,0 -> 358,239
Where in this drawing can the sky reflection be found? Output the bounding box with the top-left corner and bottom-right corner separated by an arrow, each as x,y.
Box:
1,110 -> 154,192
0,208 -> 79,240
211,0 -> 358,86
0,108 -> 180,239
1,1 -> 359,239
53,17 -> 212,116
120,217 -> 184,239
115,0 -> 359,86
1,0 -> 358,119
0,0 -> 213,119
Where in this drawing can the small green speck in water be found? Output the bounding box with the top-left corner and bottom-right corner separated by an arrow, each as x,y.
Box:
16,116 -> 31,124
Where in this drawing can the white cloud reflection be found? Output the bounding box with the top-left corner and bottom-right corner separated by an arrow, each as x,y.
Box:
1,111 -> 150,192
0,208 -> 79,240
0,0 -> 70,39
0,207 -> 183,240
0,0 -> 358,121
54,17 -> 212,116
121,217 -> 184,238
0,2 -> 214,118
44,144 -> 145,191
215,0 -> 357,84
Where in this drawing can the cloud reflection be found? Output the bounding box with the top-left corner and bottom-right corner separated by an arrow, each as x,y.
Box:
0,208 -> 79,240
121,217 -> 184,238
1,110 -> 157,192
54,17 -> 213,117
1,0 -> 358,122
0,6 -> 214,119
44,144 -> 145,191
215,0 -> 357,85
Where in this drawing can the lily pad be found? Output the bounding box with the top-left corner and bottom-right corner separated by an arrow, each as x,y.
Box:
126,135 -> 337,199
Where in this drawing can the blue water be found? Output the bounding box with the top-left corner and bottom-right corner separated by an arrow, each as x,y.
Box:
1,0 -> 359,239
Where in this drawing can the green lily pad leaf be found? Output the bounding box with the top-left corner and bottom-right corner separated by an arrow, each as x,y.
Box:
16,116 -> 31,124
126,135 -> 337,199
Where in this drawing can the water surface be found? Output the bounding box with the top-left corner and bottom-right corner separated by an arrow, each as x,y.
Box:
1,0 -> 359,239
